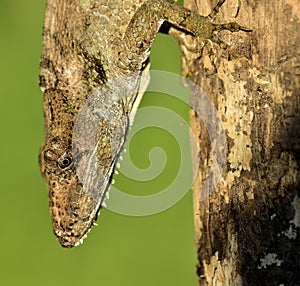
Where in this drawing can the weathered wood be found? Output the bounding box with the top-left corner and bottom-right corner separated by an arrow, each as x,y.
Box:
182,0 -> 300,285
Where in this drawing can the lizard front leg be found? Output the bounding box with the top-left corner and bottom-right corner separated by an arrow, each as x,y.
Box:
115,0 -> 251,72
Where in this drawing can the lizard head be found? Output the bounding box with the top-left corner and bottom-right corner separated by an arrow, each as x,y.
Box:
39,135 -> 104,248
39,73 -> 138,247
39,96 -> 127,248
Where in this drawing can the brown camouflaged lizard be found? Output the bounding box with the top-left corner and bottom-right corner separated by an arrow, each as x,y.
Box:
39,0 -> 250,247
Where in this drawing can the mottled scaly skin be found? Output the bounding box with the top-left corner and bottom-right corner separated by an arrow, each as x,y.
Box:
39,0 -> 250,247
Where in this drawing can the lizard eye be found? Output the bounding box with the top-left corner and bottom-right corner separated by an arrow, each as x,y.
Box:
58,154 -> 73,169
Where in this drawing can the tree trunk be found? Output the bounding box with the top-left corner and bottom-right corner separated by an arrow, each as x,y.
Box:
182,0 -> 300,285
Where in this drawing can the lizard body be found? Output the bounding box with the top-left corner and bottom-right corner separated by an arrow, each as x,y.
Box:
39,0 -> 250,247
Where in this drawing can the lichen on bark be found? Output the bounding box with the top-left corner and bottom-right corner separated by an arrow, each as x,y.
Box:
182,0 -> 300,285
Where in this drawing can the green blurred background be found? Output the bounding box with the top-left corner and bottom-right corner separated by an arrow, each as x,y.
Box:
0,1 -> 197,285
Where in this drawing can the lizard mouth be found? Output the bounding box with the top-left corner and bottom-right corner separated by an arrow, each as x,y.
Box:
52,204 -> 100,248
49,181 -> 103,248
54,224 -> 93,248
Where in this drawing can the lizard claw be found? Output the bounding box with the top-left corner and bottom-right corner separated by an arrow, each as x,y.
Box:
208,0 -> 226,20
213,22 -> 253,33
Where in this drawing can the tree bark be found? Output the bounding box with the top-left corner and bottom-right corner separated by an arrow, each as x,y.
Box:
182,0 -> 300,285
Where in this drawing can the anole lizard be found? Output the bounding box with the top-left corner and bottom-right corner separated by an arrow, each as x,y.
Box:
39,0 -> 251,247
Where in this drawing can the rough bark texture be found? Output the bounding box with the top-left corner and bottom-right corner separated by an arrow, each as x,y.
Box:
182,0 -> 300,285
